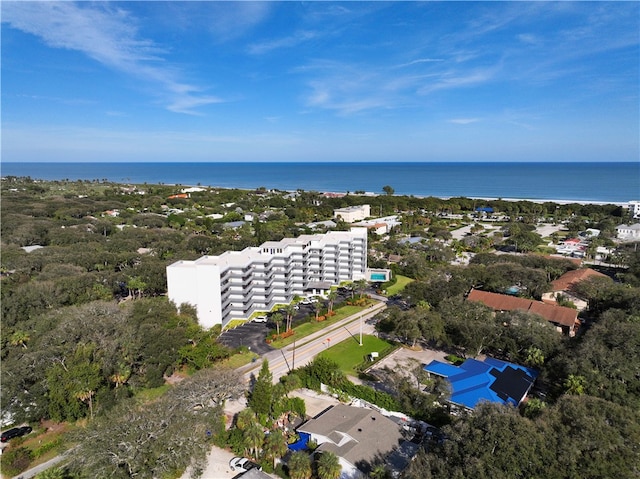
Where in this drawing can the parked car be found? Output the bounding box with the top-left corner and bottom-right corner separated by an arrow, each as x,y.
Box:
229,457 -> 261,473
253,315 -> 268,323
1,426 -> 32,442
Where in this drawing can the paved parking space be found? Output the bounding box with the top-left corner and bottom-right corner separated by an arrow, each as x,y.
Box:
218,322 -> 273,355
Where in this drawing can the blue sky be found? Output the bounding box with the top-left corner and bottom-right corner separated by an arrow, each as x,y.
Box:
2,1 -> 638,163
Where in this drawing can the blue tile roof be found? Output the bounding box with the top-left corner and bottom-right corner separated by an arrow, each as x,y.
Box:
424,358 -> 538,409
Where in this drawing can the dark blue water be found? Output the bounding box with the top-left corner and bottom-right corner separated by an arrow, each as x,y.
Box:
1,162 -> 638,203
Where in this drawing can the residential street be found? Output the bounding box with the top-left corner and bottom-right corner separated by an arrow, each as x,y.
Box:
237,300 -> 387,383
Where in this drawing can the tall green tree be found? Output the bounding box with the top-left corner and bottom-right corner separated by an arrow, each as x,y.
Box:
248,360 -> 274,418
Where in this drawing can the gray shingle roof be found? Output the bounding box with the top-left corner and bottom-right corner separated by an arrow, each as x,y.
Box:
297,404 -> 404,469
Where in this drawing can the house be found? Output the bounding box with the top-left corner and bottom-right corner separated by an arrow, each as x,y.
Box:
423,357 -> 538,410
353,215 -> 402,235
542,268 -> 611,311
239,469 -> 273,479
398,236 -> 424,245
296,404 -> 417,479
334,205 -> 371,223
466,289 -> 579,336
616,223 -> 640,240
223,220 -> 246,229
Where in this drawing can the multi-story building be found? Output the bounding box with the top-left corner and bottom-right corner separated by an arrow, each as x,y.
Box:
629,200 -> 640,219
167,228 -> 368,328
333,204 -> 371,223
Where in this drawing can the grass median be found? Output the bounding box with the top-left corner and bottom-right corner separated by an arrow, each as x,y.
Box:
267,301 -> 377,349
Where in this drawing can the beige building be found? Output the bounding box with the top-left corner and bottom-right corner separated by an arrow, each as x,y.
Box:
334,204 -> 371,223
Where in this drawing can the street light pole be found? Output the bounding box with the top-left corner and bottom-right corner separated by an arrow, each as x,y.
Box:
359,315 -> 363,346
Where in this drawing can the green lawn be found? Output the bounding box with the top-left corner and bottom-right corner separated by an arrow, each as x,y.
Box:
268,303 -> 372,349
318,334 -> 397,376
386,275 -> 414,296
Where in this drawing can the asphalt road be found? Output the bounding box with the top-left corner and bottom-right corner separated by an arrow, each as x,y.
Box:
238,301 -> 387,383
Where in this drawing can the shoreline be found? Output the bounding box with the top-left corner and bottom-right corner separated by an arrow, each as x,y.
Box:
3,175 -> 634,207
316,191 -> 631,207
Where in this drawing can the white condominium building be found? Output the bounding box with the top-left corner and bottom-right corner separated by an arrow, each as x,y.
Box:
167,228 -> 368,328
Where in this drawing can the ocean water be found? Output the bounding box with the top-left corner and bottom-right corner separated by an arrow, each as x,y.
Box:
1,162 -> 638,203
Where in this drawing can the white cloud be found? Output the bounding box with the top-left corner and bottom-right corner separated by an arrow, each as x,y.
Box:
1,1 -> 219,114
417,67 -> 497,95
248,30 -> 319,55
517,33 -> 539,45
448,118 -> 480,125
394,58 -> 445,69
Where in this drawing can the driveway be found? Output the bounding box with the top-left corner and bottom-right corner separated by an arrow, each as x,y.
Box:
179,445 -> 237,479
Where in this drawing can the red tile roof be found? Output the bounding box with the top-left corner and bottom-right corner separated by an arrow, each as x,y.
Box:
467,289 -> 578,328
550,268 -> 609,292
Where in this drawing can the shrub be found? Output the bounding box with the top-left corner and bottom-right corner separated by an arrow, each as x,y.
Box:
1,446 -> 34,477
445,354 -> 465,365
33,437 -> 63,458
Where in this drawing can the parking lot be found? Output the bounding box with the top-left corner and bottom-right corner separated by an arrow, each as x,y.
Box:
217,289 -> 362,354
218,321 -> 274,355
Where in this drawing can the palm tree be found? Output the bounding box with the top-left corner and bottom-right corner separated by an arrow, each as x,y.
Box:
370,464 -> 391,479
288,451 -> 312,479
284,304 -> 296,332
75,389 -> 96,419
310,299 -> 321,321
327,290 -> 338,314
9,330 -> 29,349
316,451 -> 341,479
263,429 -> 288,469
354,279 -> 368,299
564,374 -> 586,395
271,312 -> 284,336
109,370 -> 130,388
34,467 -> 66,479
243,422 -> 264,458
525,346 -> 545,368
235,408 -> 256,431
